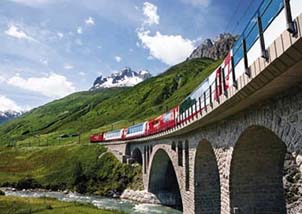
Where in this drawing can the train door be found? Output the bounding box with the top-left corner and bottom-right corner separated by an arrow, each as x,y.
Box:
214,67 -> 222,101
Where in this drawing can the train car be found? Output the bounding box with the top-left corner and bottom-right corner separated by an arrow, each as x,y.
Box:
90,133 -> 104,143
223,52 -> 233,91
125,122 -> 148,139
213,52 -> 233,100
147,106 -> 179,135
178,75 -> 211,124
213,66 -> 223,101
104,129 -> 125,141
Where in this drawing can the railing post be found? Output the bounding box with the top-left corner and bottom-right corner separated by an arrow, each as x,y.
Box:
284,0 -> 297,36
242,38 -> 250,77
194,102 -> 198,118
215,76 -> 220,103
231,56 -> 238,89
209,85 -> 213,107
257,15 -> 269,61
221,67 -> 228,97
203,92 -> 207,112
198,97 -> 202,115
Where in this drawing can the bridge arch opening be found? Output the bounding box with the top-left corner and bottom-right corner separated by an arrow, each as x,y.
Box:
194,139 -> 221,214
132,148 -> 143,165
148,149 -> 183,211
230,125 -> 287,213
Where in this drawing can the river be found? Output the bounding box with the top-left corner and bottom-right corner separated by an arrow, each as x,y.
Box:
2,188 -> 182,214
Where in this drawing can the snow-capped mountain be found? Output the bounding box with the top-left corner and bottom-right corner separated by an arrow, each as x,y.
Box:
0,110 -> 23,124
90,67 -> 152,90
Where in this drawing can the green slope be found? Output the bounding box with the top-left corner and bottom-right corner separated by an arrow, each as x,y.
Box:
0,58 -> 220,146
0,144 -> 143,195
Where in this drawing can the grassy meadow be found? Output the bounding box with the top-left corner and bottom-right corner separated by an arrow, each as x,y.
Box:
0,196 -> 126,214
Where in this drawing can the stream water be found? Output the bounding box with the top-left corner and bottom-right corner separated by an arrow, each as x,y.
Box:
2,188 -> 182,214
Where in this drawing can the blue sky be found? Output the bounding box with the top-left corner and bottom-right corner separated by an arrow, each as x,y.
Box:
0,0 -> 258,111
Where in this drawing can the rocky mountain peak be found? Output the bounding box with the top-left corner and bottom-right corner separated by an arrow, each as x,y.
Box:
0,110 -> 23,124
188,33 -> 237,60
90,67 -> 152,90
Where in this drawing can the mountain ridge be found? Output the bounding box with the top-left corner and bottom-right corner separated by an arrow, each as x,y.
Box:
188,33 -> 237,60
90,67 -> 152,90
0,110 -> 23,124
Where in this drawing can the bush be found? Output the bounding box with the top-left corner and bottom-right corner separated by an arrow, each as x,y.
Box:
0,190 -> 5,195
16,178 -> 41,190
45,204 -> 53,210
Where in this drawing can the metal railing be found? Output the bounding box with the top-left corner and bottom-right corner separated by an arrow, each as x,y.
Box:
177,0 -> 297,126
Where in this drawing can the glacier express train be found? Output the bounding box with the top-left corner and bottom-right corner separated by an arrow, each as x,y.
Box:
90,0 -> 300,143
90,107 -> 179,142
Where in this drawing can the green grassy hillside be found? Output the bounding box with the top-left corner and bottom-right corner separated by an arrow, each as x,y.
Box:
0,58 -> 220,146
0,144 -> 143,195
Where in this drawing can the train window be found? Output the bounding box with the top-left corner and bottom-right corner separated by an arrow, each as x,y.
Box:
163,113 -> 171,122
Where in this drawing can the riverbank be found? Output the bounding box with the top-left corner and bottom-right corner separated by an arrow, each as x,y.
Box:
1,188 -> 182,214
0,195 -> 125,214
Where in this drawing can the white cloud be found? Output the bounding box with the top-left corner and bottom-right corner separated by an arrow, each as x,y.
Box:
8,0 -> 51,7
57,32 -> 64,39
40,58 -> 48,65
143,2 -> 160,26
85,17 -> 95,26
138,31 -> 195,65
0,95 -> 22,112
79,72 -> 86,76
7,73 -> 76,98
115,56 -> 122,62
5,25 -> 33,41
64,64 -> 74,70
0,75 -> 5,83
180,0 -> 210,7
147,55 -> 154,60
77,26 -> 83,34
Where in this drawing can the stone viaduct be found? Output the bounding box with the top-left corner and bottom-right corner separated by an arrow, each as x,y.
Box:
105,9 -> 302,214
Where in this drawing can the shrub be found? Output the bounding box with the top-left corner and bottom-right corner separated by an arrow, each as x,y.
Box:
45,204 -> 53,210
16,178 -> 41,190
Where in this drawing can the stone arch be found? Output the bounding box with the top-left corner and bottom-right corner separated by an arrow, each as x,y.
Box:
230,125 -> 287,214
132,147 -> 143,165
194,139 -> 221,214
148,148 -> 183,211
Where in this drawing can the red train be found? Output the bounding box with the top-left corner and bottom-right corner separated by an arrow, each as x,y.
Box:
90,107 -> 179,143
